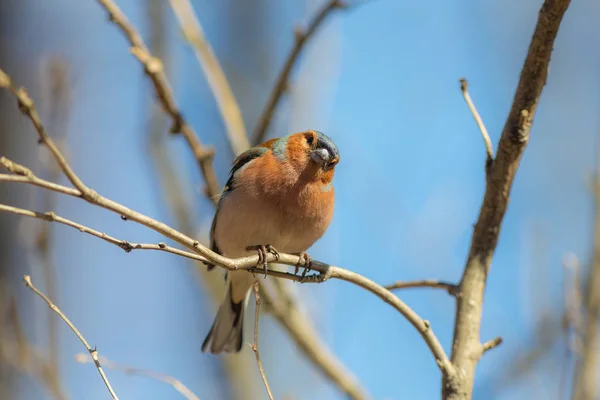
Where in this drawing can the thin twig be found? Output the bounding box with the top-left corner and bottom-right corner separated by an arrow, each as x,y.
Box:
76,353 -> 200,400
168,0 -> 249,156
459,78 -> 494,172
480,337 -> 503,356
0,69 -> 451,374
0,203 -> 208,263
249,282 -> 274,400
94,0 -> 221,200
384,280 -> 458,296
253,0 -> 347,144
23,275 -> 118,399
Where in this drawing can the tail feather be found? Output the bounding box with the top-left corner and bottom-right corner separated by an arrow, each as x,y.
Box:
202,284 -> 245,354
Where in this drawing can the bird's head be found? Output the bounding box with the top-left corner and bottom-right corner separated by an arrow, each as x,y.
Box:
267,130 -> 339,173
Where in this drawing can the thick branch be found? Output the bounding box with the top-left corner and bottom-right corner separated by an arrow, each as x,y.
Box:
444,1 -> 572,399
94,0 -> 221,200
23,275 -> 118,399
253,0 -> 346,144
168,0 -> 250,156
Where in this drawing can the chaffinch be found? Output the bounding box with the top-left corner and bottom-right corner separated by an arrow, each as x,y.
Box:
202,130 -> 340,354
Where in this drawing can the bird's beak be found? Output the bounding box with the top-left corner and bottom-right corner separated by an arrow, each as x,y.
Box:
310,148 -> 331,168
310,149 -> 338,171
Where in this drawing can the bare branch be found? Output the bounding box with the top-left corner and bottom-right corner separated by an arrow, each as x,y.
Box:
76,353 -> 200,400
459,78 -> 494,171
94,0 -> 221,200
480,337 -> 503,356
253,0 -> 347,144
168,0 -> 250,155
444,1 -> 572,398
0,203 -> 208,263
23,275 -> 118,399
249,282 -> 274,400
384,279 -> 458,296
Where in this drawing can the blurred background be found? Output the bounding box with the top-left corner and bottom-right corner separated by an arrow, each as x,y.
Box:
0,0 -> 599,399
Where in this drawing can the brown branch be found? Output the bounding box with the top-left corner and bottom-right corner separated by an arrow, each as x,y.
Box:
480,337 -> 503,356
0,203 -> 208,263
249,283 -> 274,400
23,275 -> 118,399
443,1 -> 572,399
168,0 -> 249,155
0,68 -> 451,377
459,78 -> 494,172
94,0 -> 220,200
76,353 -> 200,400
384,280 -> 458,296
260,280 -> 370,400
253,0 -> 347,144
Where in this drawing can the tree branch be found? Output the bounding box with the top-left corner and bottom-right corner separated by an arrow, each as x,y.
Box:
443,1 -> 572,398
384,280 -> 458,296
249,283 -> 274,400
94,0 -> 221,200
459,78 -> 493,172
75,353 -> 200,400
253,0 -> 347,144
168,0 -> 250,156
23,275 -> 119,400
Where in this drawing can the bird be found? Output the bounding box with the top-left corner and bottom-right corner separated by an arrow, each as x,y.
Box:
201,130 -> 340,354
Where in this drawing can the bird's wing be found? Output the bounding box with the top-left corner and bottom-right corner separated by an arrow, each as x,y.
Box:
206,145 -> 269,271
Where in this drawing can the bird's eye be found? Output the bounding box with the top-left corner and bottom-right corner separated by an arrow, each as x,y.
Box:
305,134 -> 315,146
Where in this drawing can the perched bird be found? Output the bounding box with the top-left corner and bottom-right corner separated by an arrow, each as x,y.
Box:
202,130 -> 340,354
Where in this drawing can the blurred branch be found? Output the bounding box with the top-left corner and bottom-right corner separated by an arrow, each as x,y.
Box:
261,280 -> 371,400
1,296 -> 68,400
0,68 -> 451,377
562,254 -> 582,399
384,279 -> 458,296
23,275 -> 118,399
444,1 -> 571,399
75,353 -> 200,400
35,57 -> 71,399
94,0 -> 221,200
572,178 -> 600,400
253,0 -> 347,144
459,78 -> 493,173
168,0 -> 250,156
250,283 -> 274,400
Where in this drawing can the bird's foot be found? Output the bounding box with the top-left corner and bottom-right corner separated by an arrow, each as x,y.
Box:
294,252 -> 312,279
246,244 -> 280,278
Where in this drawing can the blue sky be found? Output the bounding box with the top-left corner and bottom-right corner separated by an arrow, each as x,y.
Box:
3,0 -> 600,399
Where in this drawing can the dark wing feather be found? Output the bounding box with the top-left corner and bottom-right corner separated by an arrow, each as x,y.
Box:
206,146 -> 269,271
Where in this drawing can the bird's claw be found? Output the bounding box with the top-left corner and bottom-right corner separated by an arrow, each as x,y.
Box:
246,244 -> 280,279
295,252 -> 312,279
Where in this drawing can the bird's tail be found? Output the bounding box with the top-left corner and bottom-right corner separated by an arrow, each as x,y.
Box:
201,282 -> 246,354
